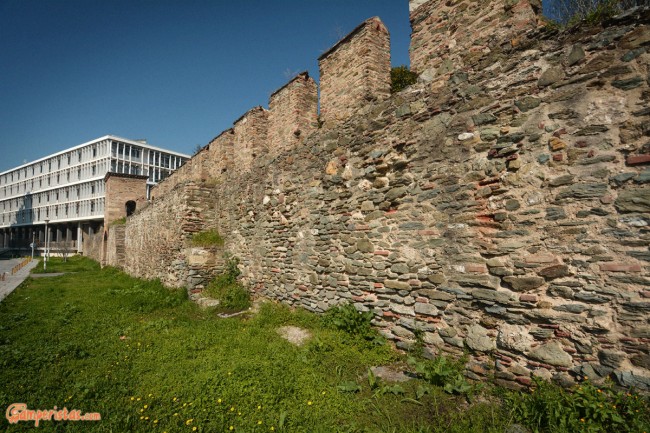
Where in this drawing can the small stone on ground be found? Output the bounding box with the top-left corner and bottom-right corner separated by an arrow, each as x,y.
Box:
370,366 -> 412,382
277,326 -> 312,346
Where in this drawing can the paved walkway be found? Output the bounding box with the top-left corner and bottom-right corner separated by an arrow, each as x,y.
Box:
0,258 -> 39,303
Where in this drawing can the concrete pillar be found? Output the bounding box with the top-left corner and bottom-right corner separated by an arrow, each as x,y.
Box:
66,226 -> 72,242
38,228 -> 44,243
56,226 -> 62,243
77,222 -> 82,253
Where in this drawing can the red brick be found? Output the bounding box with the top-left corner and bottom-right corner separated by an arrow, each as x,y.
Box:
422,182 -> 436,190
627,154 -> 650,165
298,285 -> 308,292
552,153 -> 564,161
519,294 -> 538,303
374,250 -> 390,256
599,263 -> 642,272
271,268 -> 281,273
465,264 -> 488,273
383,311 -> 399,318
408,279 -> 422,287
516,377 -> 532,386
641,291 -> 650,298
525,254 -> 558,264
374,282 -> 385,288
417,230 -> 438,236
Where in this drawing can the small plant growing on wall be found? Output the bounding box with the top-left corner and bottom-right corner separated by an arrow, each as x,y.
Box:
205,253 -> 249,313
190,229 -> 224,247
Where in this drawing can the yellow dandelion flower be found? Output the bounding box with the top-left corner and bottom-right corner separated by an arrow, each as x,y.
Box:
186,419 -> 193,425
131,397 -> 135,401
270,427 -> 275,431
258,420 -> 263,425
228,372 -> 232,376
154,420 -> 158,424
140,416 -> 144,420
173,397 -> 177,402
597,389 -> 602,393
174,413 -> 179,417
257,405 -> 261,410
137,397 -> 141,401
148,393 -> 153,397
580,419 -> 585,423
183,403 -> 188,407
140,409 -> 144,413
68,396 -> 72,400
238,412 -> 241,416
192,428 -> 197,432
230,407 -> 235,412
321,391 -> 326,395
145,417 -> 149,421
218,399 -> 222,404
229,426 -> 234,431
143,405 -> 148,409
307,401 -> 313,406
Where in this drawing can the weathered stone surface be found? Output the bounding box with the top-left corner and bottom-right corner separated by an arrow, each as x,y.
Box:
528,341 -> 573,367
556,184 -> 608,200
614,188 -> 650,213
538,67 -> 564,87
498,324 -> 534,353
465,324 -> 496,352
504,276 -> 545,291
538,265 -> 570,279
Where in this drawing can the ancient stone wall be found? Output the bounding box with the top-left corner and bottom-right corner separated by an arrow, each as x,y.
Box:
113,3 -> 650,391
319,17 -> 391,125
104,173 -> 148,225
232,106 -> 269,174
409,0 -> 539,77
105,224 -> 125,267
268,72 -> 318,153
123,181 -> 220,290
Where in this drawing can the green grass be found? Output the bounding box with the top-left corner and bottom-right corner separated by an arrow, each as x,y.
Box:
0,257 -> 647,432
31,255 -> 100,274
190,229 -> 224,247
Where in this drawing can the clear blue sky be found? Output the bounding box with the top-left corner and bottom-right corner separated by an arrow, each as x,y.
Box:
0,0 -> 411,172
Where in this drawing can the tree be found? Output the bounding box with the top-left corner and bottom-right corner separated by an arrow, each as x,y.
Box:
391,66 -> 418,94
193,144 -> 204,155
544,0 -> 641,26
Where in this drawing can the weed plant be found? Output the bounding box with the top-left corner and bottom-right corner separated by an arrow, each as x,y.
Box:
190,229 -> 225,247
204,254 -> 250,312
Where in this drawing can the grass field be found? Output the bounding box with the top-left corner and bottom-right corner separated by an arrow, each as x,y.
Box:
0,257 -> 647,432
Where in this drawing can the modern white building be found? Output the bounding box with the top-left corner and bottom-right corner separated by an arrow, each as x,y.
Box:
0,135 -> 190,254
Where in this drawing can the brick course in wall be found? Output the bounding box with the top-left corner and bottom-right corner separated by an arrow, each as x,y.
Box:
104,3 -> 650,391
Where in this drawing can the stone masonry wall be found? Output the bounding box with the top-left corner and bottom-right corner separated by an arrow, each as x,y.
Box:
104,173 -> 148,225
268,72 -> 318,153
124,182 -> 221,290
105,224 -> 125,267
232,107 -> 269,175
318,17 -> 391,125
116,4 -> 650,391
409,0 -> 539,77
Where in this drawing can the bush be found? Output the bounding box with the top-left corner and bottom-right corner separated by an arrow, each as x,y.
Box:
391,65 -> 418,93
322,304 -> 376,340
190,229 -> 224,247
506,377 -> 650,433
